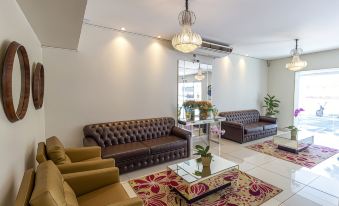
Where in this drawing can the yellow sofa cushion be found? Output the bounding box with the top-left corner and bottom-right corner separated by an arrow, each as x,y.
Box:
77,183 -> 129,206
29,161 -> 66,206
64,182 -> 79,206
46,136 -> 72,165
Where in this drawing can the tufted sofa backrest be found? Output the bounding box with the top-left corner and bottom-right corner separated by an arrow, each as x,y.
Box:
83,117 -> 175,148
219,110 -> 260,124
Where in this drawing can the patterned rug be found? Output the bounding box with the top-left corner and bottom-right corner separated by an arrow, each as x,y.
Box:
129,169 -> 282,206
246,140 -> 339,168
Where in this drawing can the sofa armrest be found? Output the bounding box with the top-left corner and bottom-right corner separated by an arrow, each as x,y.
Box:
64,167 -> 120,196
57,159 -> 115,174
107,197 -> 143,206
221,121 -> 244,143
83,137 -> 99,147
259,116 -> 277,124
222,121 -> 243,129
171,126 -> 191,157
171,126 -> 191,140
65,146 -> 101,162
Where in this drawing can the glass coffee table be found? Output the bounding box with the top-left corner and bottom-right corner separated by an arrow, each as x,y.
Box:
273,131 -> 314,154
167,155 -> 239,204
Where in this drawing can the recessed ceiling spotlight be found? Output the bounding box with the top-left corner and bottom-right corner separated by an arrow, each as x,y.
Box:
121,27 -> 126,31
157,36 -> 161,38
245,54 -> 249,57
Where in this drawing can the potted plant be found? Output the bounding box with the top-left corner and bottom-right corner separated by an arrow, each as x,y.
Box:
183,100 -> 197,120
263,94 -> 280,117
197,101 -> 213,120
286,126 -> 300,140
286,108 -> 304,140
194,166 -> 211,177
194,145 -> 212,166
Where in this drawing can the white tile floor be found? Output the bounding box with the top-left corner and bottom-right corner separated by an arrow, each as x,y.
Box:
121,134 -> 339,206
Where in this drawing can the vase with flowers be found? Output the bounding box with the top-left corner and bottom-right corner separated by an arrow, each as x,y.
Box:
286,108 -> 304,140
182,100 -> 197,121
197,101 -> 213,120
212,105 -> 219,118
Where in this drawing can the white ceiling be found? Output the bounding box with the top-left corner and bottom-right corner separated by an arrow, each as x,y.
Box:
85,0 -> 339,60
17,0 -> 87,50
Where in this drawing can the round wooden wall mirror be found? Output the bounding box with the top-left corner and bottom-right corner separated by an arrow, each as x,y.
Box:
32,63 -> 44,109
1,41 -> 30,122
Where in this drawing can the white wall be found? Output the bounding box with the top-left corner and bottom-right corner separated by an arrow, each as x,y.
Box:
268,49 -> 339,127
213,55 -> 268,112
43,23 -> 268,147
0,0 -> 45,205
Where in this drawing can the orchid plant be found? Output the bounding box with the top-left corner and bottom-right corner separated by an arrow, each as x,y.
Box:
210,125 -> 225,136
286,108 -> 304,133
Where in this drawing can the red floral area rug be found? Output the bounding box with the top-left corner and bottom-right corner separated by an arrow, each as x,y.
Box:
246,140 -> 339,168
128,169 -> 282,206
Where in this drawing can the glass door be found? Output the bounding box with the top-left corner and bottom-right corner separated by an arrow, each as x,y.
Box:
295,68 -> 339,146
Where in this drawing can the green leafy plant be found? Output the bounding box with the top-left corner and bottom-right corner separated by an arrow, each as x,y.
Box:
285,125 -> 300,133
263,94 -> 280,116
194,145 -> 212,157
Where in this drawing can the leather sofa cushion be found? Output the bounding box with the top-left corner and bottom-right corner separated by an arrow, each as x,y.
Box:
77,183 -> 129,206
244,123 -> 263,134
30,161 -> 66,206
64,182 -> 79,206
142,136 -> 187,154
46,136 -> 72,165
102,142 -> 150,161
262,123 -> 277,130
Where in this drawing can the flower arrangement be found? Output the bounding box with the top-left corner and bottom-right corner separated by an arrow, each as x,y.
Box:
196,101 -> 213,120
212,105 -> 219,118
210,125 -> 225,136
286,108 -> 304,140
182,100 -> 197,110
182,100 -> 198,120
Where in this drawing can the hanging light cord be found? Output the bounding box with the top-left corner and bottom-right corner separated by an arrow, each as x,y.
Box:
185,0 -> 189,11
295,39 -> 299,50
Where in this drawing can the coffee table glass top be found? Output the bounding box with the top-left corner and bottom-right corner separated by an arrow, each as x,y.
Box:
273,131 -> 314,150
168,155 -> 238,184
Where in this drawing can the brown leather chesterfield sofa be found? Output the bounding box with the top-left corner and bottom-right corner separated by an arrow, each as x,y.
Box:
219,110 -> 277,143
83,117 -> 191,173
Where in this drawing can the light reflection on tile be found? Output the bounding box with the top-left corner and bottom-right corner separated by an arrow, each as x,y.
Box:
120,133 -> 339,204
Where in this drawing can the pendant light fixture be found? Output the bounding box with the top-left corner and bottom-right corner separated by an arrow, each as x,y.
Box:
172,0 -> 202,53
193,54 -> 205,81
286,39 -> 307,71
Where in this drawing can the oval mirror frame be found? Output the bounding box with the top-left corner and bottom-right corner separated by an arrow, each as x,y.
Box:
32,63 -> 44,109
2,41 -> 30,122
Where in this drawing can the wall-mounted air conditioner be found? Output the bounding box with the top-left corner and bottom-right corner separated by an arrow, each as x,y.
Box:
194,39 -> 233,58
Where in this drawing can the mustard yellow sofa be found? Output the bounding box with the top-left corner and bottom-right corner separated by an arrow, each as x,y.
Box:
37,136 -> 115,174
15,160 -> 143,206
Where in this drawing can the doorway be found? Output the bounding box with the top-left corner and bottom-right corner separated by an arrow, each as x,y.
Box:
295,68 -> 339,147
